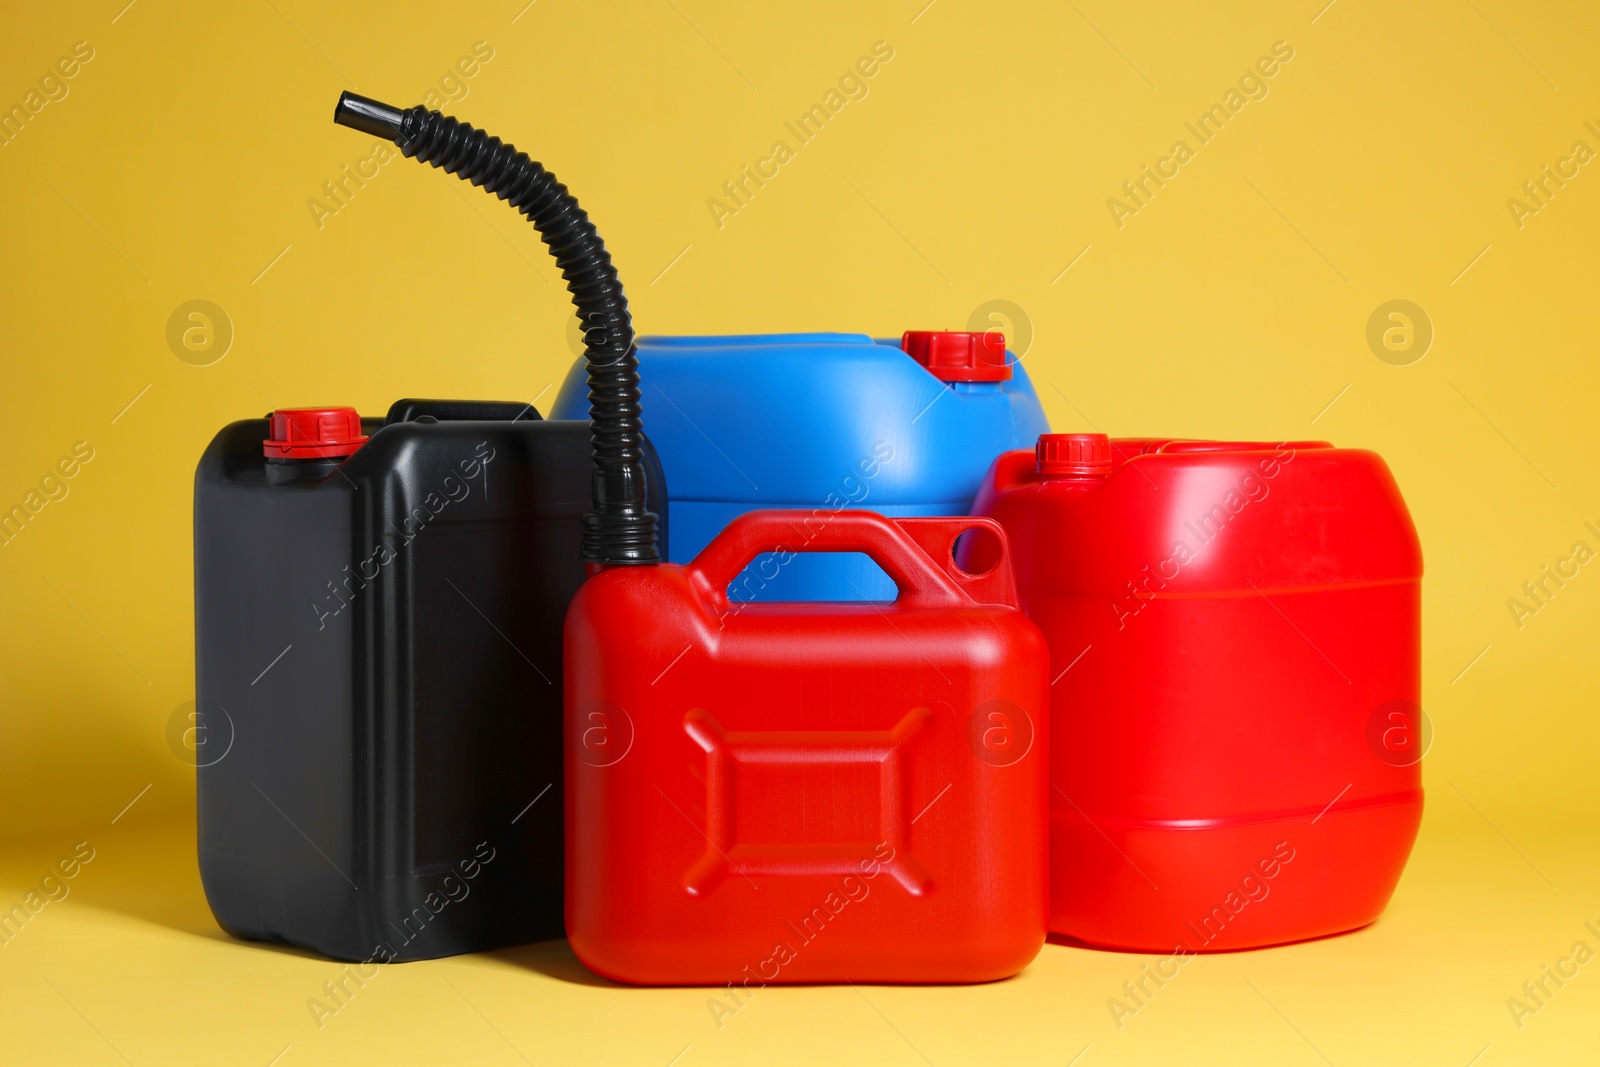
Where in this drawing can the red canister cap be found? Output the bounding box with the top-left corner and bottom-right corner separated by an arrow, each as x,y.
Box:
263,407 -> 368,460
1036,433 -> 1111,477
901,331 -> 1012,382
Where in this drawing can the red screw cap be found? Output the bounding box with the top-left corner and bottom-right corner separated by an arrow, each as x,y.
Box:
1036,433 -> 1112,478
263,407 -> 368,460
901,331 -> 1012,382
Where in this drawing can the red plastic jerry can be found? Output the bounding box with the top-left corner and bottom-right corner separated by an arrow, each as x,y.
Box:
970,435 -> 1424,952
564,510 -> 1049,984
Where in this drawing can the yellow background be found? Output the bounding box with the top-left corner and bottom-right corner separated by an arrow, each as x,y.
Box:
1,0 -> 1595,1063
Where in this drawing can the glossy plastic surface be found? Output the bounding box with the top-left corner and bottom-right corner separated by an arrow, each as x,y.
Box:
194,403 -> 668,962
969,438 -> 1424,952
900,330 -> 1010,381
564,510 -> 1050,984
263,406 -> 368,459
550,333 -> 1049,600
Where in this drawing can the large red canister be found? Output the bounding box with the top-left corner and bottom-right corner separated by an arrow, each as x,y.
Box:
969,435 -> 1424,952
564,510 -> 1049,984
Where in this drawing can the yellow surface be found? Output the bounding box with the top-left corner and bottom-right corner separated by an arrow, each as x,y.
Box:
0,820 -> 1593,1065
1,0 -> 1596,1063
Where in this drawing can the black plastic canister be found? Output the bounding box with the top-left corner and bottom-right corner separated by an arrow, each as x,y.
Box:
193,399 -> 667,961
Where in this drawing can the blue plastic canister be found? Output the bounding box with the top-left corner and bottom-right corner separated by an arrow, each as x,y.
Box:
551,331 -> 1049,600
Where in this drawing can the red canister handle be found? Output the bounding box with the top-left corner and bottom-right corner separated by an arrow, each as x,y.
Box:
688,509 -> 1020,609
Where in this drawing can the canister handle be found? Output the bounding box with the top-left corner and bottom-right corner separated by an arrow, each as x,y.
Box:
688,509 -> 1019,610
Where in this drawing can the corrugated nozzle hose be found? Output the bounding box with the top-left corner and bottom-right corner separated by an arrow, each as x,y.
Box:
333,91 -> 659,566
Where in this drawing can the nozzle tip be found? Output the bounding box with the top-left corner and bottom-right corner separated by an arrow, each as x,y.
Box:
333,92 -> 405,140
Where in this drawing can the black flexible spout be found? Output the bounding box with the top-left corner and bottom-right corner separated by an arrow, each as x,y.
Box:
333,91 -> 659,565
